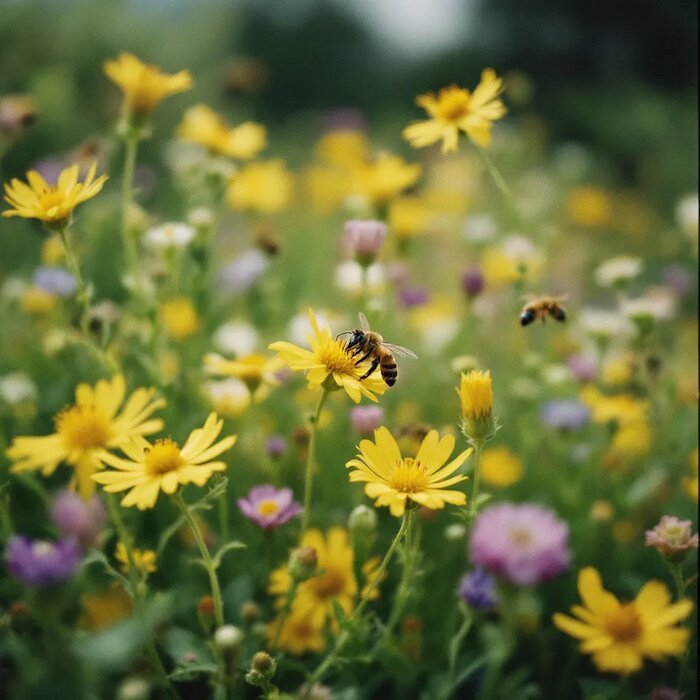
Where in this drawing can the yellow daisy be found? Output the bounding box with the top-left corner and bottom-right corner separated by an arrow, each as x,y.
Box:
92,413 -> 236,510
7,375 -> 164,499
268,308 -> 387,404
403,69 -> 506,153
203,352 -> 284,394
346,426 -> 471,516
553,567 -> 693,675
103,52 -> 192,115
350,153 -> 421,204
225,159 -> 293,214
3,162 -> 108,225
269,527 -> 357,653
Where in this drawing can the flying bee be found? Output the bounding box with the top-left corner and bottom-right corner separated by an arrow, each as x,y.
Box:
520,296 -> 568,326
339,312 -> 417,387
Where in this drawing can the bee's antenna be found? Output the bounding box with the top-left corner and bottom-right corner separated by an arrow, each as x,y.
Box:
336,331 -> 352,339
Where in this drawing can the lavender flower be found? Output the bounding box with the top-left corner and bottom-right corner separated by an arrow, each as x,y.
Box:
265,435 -> 287,459
539,399 -> 590,431
460,267 -> 485,297
645,516 -> 699,561
5,536 -> 82,587
398,285 -> 429,308
220,250 -> 269,294
567,353 -> 597,383
33,267 -> 77,297
50,489 -> 107,549
343,219 -> 387,265
469,503 -> 571,586
661,265 -> 694,298
349,405 -> 384,436
458,569 -> 499,610
237,485 -> 301,529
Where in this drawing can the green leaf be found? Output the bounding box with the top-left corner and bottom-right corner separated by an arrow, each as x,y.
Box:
80,549 -> 131,591
623,467 -> 667,508
211,540 -> 247,569
156,512 -> 188,556
169,662 -> 218,681
331,599 -> 347,627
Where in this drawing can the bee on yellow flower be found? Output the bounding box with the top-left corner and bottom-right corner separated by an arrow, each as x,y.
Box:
3,163 -> 107,226
553,567 -> 693,674
92,413 -> 236,510
6,375 -> 164,499
403,70 -> 506,153
103,52 -> 192,116
176,104 -> 267,160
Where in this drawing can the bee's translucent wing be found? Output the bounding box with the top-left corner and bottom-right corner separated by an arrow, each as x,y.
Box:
358,311 -> 371,332
383,343 -> 418,359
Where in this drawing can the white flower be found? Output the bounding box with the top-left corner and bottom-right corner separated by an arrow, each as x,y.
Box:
542,364 -> 572,386
621,287 -> 677,322
187,207 -> 215,229
579,309 -> 634,341
333,260 -> 385,297
1,277 -> 28,301
0,372 -> 37,405
204,379 -> 251,417
220,249 -> 269,294
463,214 -> 497,243
213,320 -> 259,357
594,256 -> 642,288
675,193 -> 698,233
144,222 -> 195,249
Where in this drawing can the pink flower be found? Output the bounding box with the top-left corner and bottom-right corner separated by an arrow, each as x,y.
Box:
645,515 -> 698,561
469,503 -> 570,585
237,485 -> 301,529
343,219 -> 387,265
50,489 -> 107,549
349,405 -> 384,436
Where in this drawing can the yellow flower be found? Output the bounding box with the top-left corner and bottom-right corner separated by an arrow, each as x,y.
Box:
580,387 -> 648,426
226,159 -> 293,214
609,420 -> 651,460
159,297 -> 199,341
81,585 -> 133,630
114,541 -> 157,574
403,70 -> 507,153
92,413 -> 235,510
388,196 -> 431,239
20,287 -> 56,315
683,449 -> 698,502
303,165 -> 349,214
41,235 -> 65,265
203,352 -> 283,394
7,375 -> 164,499
346,426 -> 471,516
315,130 -> 368,169
269,527 -> 357,654
3,163 -> 107,225
480,446 -> 523,487
103,52 -> 192,115
351,153 -> 421,205
269,308 -> 387,404
458,370 -> 493,420
566,186 -> 613,229
553,567 -> 693,675
176,104 -> 266,159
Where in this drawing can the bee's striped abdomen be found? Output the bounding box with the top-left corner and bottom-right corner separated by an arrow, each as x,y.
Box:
380,356 -> 398,386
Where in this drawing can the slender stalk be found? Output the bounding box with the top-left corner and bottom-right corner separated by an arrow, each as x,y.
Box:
468,440 -> 484,521
270,580 -> 299,651
305,511 -> 410,692
173,492 -> 224,628
299,387 -> 330,539
57,224 -> 90,336
473,144 -> 519,219
444,606 -> 473,700
386,507 -> 416,633
106,495 -> 178,699
120,134 -> 140,289
667,560 -> 690,691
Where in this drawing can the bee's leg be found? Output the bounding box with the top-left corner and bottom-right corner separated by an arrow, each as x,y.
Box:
354,350 -> 373,365
359,358 -> 380,380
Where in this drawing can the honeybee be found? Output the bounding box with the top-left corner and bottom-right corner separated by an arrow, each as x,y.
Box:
340,312 -> 417,387
520,296 -> 567,326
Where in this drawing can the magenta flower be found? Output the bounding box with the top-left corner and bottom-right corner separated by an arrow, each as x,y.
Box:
237,485 -> 302,529
5,536 -> 82,587
469,503 -> 570,585
50,489 -> 107,549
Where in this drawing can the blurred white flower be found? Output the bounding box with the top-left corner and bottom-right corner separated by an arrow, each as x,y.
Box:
594,256 -> 642,288
516,169 -> 557,219
220,249 -> 269,294
579,309 -> 634,342
1,277 -> 28,301
0,372 -> 37,405
675,193 -> 698,233
541,364 -> 572,386
144,222 -> 195,249
203,378 -> 251,417
333,260 -> 385,297
213,320 -> 259,357
187,207 -> 215,229
463,213 -> 497,244
510,377 -> 541,401
621,287 -> 677,322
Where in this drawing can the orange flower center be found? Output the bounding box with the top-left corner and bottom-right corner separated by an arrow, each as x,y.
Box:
56,406 -> 113,450
144,439 -> 183,475
257,499 -> 280,517
308,565 -> 348,599
605,603 -> 642,642
388,458 -> 429,493
436,88 -> 471,121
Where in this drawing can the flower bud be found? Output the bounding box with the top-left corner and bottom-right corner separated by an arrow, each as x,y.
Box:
116,677 -> 150,700
265,435 -> 287,459
288,546 -> 318,582
444,523 -> 467,542
240,601 -> 260,625
348,505 -> 377,537
458,370 -> 496,444
460,266 -> 485,298
245,651 -> 277,688
343,219 -> 387,267
214,624 -> 243,652
458,569 -> 499,610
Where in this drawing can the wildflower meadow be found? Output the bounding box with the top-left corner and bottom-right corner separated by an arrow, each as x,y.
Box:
0,3 -> 697,699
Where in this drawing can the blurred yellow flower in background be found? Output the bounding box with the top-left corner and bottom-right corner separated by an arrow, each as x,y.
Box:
226,159 -> 293,213
403,70 -> 507,152
204,352 -> 283,394
480,446 -> 523,487
160,297 -> 199,341
351,153 -> 421,205
684,449 -> 698,502
566,186 -> 613,229
3,163 -> 107,225
553,567 -> 693,674
103,52 -> 192,115
81,586 -> 133,631
7,375 -> 164,499
388,195 -> 431,239
315,129 -> 368,169
115,541 -> 157,574
20,287 -> 56,315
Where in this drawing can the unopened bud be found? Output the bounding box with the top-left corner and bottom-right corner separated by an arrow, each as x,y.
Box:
348,505 -> 377,536
444,523 -> 467,542
240,601 -> 260,625
116,677 -> 150,700
245,650 -> 277,688
288,546 -> 318,581
214,624 -> 243,652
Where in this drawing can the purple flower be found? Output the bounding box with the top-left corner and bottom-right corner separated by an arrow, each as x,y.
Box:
349,405 -> 384,436
539,400 -> 590,431
220,250 -> 269,294
469,503 -> 570,586
343,220 -> 387,264
5,536 -> 82,587
661,265 -> 694,298
237,485 -> 302,529
50,489 -> 107,549
460,267 -> 485,297
33,267 -> 77,297
458,568 -> 499,610
567,353 -> 597,383
398,285 -> 429,308
265,435 -> 287,459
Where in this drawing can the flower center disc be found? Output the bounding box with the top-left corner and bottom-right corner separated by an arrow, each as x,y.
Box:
509,527 -> 534,547
389,458 -> 429,493
309,566 -> 347,599
57,406 -> 113,449
437,90 -> 471,121
319,339 -> 359,375
257,499 -> 280,517
606,603 -> 642,642
145,439 -> 183,475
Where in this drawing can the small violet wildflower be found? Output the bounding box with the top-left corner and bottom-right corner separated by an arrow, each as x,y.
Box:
458,568 -> 499,610
539,399 -> 590,431
5,536 -> 82,587
237,485 -> 301,529
50,489 -> 107,549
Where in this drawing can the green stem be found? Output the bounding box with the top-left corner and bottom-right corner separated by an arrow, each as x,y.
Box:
173,492 -> 224,628
473,144 -> 519,221
106,495 -> 178,699
120,135 -> 140,291
270,580 -> 299,651
57,224 -> 90,336
468,440 -> 484,521
305,511 -> 410,692
299,387 -> 330,539
444,605 -> 473,700
386,507 -> 416,633
667,561 -> 689,691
